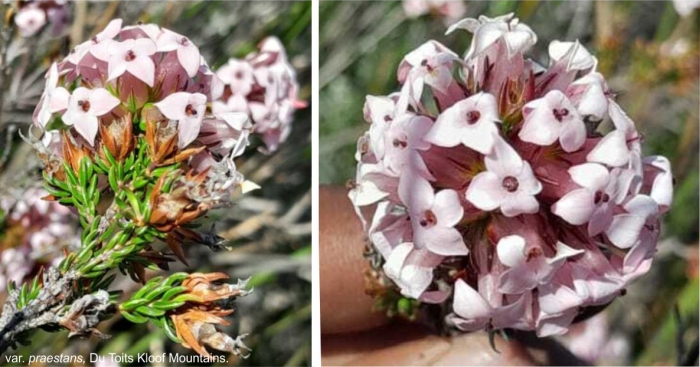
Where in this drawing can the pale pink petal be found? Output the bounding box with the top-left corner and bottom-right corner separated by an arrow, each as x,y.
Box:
453,279 -> 492,320
107,56 -> 128,81
49,87 -> 70,113
431,189 -> 463,227
519,105 -> 560,146
568,163 -> 609,190
587,131 -> 629,167
496,235 -> 526,267
132,38 -> 157,56
538,283 -> 581,315
465,171 -> 502,211
460,121 -> 498,155
98,19 -> 122,41
484,137 -> 523,177
500,193 -> 539,217
498,266 -> 538,294
88,88 -> 120,116
74,114 -> 99,146
154,92 -> 190,120
551,188 -> 595,225
587,203 -> 614,236
398,174 -> 433,212
126,57 -> 155,87
559,117 -> 586,152
605,214 -> 646,249
383,242 -> 413,283
177,45 -> 201,77
421,226 -> 468,256
537,310 -> 578,337
177,115 -> 202,148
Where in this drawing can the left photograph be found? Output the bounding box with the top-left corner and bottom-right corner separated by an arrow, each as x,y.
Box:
0,1 -> 311,366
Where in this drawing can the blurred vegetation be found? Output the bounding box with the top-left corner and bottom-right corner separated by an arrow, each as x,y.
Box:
0,1 -> 311,366
319,1 -> 698,365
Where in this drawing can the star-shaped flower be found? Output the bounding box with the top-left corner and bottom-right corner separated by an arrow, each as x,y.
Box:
62,87 -> 121,145
155,92 -> 208,148
107,38 -> 157,86
466,138 -> 542,217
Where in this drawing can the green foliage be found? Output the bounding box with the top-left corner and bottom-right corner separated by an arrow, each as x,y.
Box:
119,273 -> 193,343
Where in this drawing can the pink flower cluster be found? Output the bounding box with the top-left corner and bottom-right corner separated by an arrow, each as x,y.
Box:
350,14 -> 673,336
213,37 -> 304,153
0,186 -> 80,290
33,19 -> 251,174
14,0 -> 69,38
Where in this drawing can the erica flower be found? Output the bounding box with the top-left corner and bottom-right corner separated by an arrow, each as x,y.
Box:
519,90 -> 586,152
154,92 -> 207,148
14,6 -> 46,37
214,37 -> 302,153
399,174 -> 466,256
107,39 -> 157,86
62,87 -> 121,145
425,92 -> 500,154
466,138 -> 542,217
350,13 -> 673,337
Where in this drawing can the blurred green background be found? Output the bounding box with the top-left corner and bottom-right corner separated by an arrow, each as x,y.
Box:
0,1 -> 311,366
320,1 -> 698,365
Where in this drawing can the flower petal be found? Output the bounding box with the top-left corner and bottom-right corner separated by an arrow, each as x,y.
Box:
551,188 -> 595,225
587,130 -> 629,167
127,56 -> 156,87
605,214 -> 646,249
453,279 -> 492,320
420,226 -> 468,256
88,88 -> 121,116
465,171 -> 502,211
496,235 -> 526,267
568,163 -> 609,190
431,189 -> 463,227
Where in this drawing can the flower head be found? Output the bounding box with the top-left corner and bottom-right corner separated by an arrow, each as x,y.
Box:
213,37 -> 302,153
351,13 -> 673,336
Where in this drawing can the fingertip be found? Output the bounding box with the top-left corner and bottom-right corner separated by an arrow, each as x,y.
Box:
320,186 -> 388,334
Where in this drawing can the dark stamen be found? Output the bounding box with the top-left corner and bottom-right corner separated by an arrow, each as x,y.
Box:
466,110 -> 481,125
502,176 -> 519,192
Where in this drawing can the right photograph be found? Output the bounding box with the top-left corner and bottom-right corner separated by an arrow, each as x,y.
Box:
319,1 -> 699,366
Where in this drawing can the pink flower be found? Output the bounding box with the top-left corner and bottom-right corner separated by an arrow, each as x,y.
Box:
551,163 -> 630,235
397,41 -> 459,109
87,19 -> 123,61
466,138 -> 542,217
383,242 -> 439,299
107,38 -> 157,86
380,114 -> 433,178
350,12 -> 673,336
519,90 -> 586,152
36,63 -> 70,127
587,100 -> 641,169
155,92 -> 207,148
448,13 -> 537,59
157,29 -> 201,77
549,41 -> 597,73
217,59 -> 255,96
496,235 -> 583,294
398,174 -> 467,256
450,278 -> 531,331
14,6 -> 46,37
212,37 -> 301,153
424,92 -> 500,154
62,87 -> 121,145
